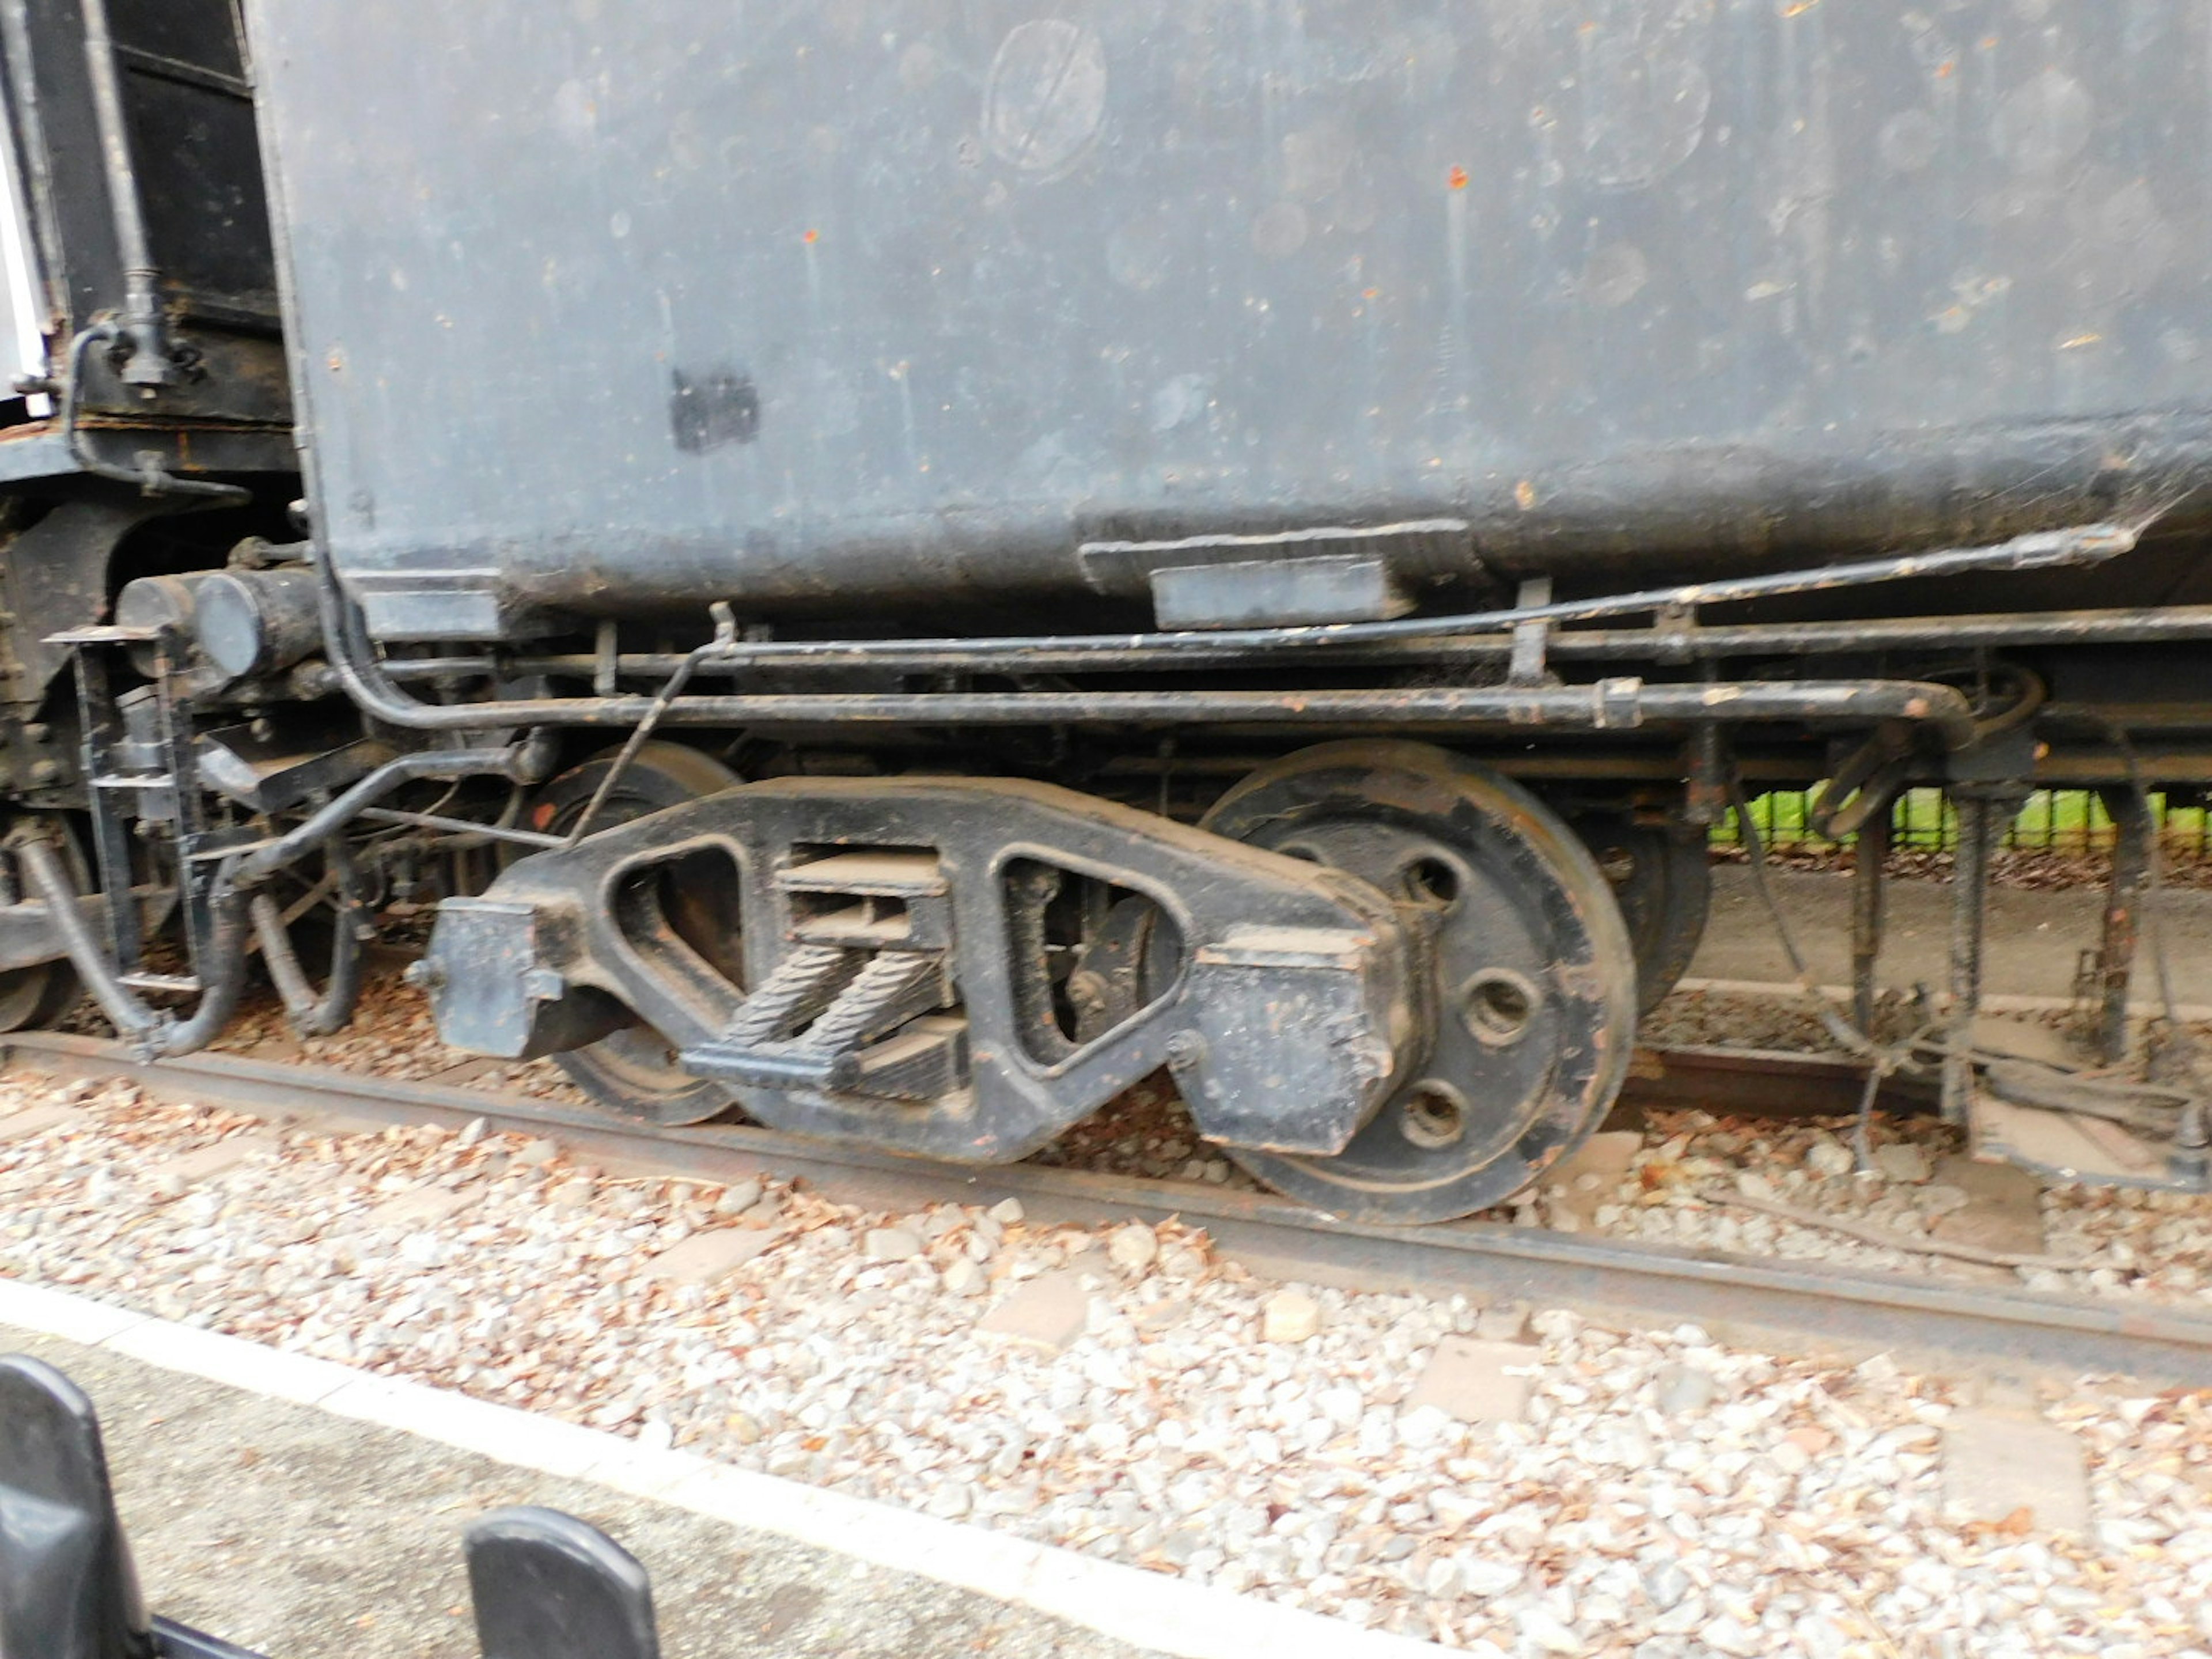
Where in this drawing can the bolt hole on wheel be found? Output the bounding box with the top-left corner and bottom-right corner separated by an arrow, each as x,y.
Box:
1462,968 -> 1540,1048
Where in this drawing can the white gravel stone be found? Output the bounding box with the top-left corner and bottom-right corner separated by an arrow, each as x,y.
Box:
714,1178 -> 763,1217
0,1063 -> 2202,1656
1105,1222 -> 1158,1275
1516,1607 -> 1585,1654
1875,1143 -> 1934,1184
862,1227 -> 923,1261
1653,1362 -> 1718,1415
986,1198 -> 1024,1225
1261,1287 -> 1322,1342
1459,1558 -> 1524,1599
941,1259 -> 986,1296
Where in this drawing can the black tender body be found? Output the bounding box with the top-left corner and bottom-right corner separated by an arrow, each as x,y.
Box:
241,1 -> 2212,638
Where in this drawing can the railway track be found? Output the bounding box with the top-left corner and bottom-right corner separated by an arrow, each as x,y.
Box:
4,1029 -> 2207,1387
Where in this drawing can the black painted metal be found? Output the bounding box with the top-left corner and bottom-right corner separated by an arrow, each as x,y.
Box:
1569,812 -> 1711,1017
426,773 -> 1415,1166
467,1509 -> 660,1659
2094,787 -> 2156,1065
1199,741 -> 1639,1224
242,1 -> 2212,639
427,602 -> 2212,683
1,0 -> 290,429
0,1354 -> 147,1659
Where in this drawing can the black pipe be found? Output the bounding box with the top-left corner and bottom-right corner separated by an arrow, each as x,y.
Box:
321,673 -> 1985,748
78,0 -> 168,388
310,524 -> 2120,737
236,744 -> 555,882
247,841 -> 366,1038
19,839 -> 251,1058
484,600 -> 2212,680
56,328 -> 250,503
532,521 -> 2138,665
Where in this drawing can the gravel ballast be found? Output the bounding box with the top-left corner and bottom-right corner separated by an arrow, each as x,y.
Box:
2,1077 -> 2209,1657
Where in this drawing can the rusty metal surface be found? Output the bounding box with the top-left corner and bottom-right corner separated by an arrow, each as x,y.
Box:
5,1029 -> 2209,1384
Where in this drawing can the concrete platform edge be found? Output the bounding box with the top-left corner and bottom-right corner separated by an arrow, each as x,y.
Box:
0,1276 -> 1441,1659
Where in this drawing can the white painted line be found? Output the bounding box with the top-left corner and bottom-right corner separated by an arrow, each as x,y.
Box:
320,1374 -> 622,1484
0,1279 -> 153,1348
103,1319 -> 357,1408
0,1275 -> 1444,1659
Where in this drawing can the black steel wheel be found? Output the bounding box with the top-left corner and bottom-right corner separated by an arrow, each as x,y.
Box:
1570,813 -> 1712,1016
529,742 -> 746,1126
0,820 -> 85,1033
1200,742 -> 1638,1225
0,956 -> 79,1033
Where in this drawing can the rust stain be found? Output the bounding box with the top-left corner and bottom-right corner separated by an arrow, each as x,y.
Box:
1447,165 -> 1469,190
802,228 -> 820,244
1514,479 -> 1539,511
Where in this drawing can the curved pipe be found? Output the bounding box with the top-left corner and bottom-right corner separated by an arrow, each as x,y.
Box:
248,840 -> 367,1038
375,601 -> 2212,682
56,327 -> 251,504
237,743 -> 554,882
19,838 -> 250,1058
310,524 -> 2113,743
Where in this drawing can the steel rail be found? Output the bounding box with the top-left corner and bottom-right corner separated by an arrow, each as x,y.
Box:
1,1030 -> 2203,1384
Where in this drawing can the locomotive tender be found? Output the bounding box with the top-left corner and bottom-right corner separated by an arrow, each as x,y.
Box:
1,0 -> 2209,1221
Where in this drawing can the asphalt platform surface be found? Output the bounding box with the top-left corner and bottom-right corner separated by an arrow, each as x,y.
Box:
1,1322 -> 1158,1659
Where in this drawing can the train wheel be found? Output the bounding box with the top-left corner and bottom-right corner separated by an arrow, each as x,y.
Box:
0,819 -> 85,1032
528,742 -> 747,1126
1570,813 -> 1712,1016
0,958 -> 78,1033
1200,743 -> 1637,1225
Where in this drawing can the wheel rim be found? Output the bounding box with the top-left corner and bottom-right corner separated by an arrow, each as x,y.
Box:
0,962 -> 70,1032
531,743 -> 745,1126
0,817 -> 86,1033
1202,742 -> 1638,1225
1571,815 -> 1713,1015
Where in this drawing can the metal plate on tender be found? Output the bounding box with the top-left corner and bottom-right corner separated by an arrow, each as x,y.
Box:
1079,520 -> 1475,598
1149,554 -> 1415,631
